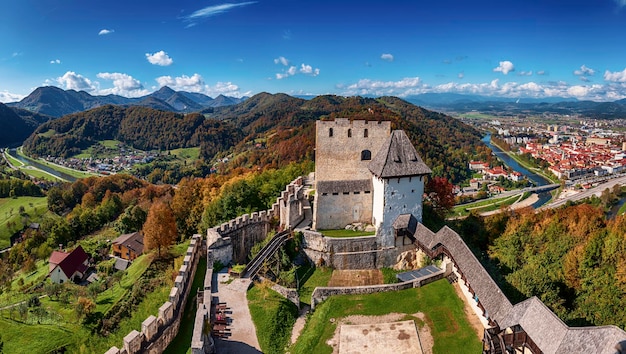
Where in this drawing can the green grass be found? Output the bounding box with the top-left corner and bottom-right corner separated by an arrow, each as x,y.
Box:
0,196 -> 48,249
248,283 -> 299,354
318,229 -> 376,238
169,147 -> 200,162
164,255 -> 207,354
381,267 -> 401,284
0,317 -> 76,354
16,148 -> 95,179
3,151 -> 24,167
37,129 -> 56,138
297,266 -> 332,307
95,254 -> 152,314
617,201 -> 626,216
451,194 -> 519,217
290,279 -> 482,354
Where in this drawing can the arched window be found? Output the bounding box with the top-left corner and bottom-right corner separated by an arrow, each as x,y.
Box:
364,128 -> 369,137
348,128 -> 352,137
361,150 -> 371,160
329,128 -> 333,137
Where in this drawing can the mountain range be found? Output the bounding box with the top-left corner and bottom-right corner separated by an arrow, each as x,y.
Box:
23,92 -> 486,183
0,102 -> 53,147
404,93 -> 626,119
6,86 -> 246,117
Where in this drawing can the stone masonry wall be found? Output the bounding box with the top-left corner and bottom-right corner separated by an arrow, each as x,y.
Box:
302,230 -> 416,269
310,266 -> 445,310
105,234 -> 203,354
207,177 -> 305,265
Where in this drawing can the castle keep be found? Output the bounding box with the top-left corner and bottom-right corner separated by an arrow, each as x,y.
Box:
313,118 -> 431,248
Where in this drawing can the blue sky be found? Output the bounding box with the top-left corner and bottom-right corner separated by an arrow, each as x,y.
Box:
2,0 -> 626,102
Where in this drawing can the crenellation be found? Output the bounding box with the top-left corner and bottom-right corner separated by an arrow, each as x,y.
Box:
123,330 -> 143,354
158,301 -> 173,325
169,287 -> 180,308
141,315 -> 158,342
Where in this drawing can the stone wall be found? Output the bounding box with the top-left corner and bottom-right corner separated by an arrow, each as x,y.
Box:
191,245 -> 218,353
207,177 -> 305,265
105,234 -> 203,354
302,230 -> 416,269
310,266 -> 445,310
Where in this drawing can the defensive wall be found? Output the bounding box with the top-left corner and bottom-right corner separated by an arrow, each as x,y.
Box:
190,248 -> 215,354
104,234 -> 203,354
301,230 -> 416,270
207,177 -> 305,265
310,265 -> 446,310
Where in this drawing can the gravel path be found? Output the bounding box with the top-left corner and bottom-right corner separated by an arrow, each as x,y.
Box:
212,273 -> 261,354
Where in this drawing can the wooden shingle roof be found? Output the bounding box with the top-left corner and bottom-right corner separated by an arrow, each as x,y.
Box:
368,130 -> 432,178
412,223 -> 626,353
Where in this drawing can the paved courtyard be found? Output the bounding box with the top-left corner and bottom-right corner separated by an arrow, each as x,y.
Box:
338,320 -> 424,354
211,271 -> 261,354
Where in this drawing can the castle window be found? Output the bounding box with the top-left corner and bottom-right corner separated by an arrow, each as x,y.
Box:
364,129 -> 369,138
411,189 -> 415,193
322,193 -> 328,196
332,192 -> 339,195
329,128 -> 333,137
364,191 -> 371,194
361,150 -> 372,160
348,128 -> 352,137
343,192 -> 349,195
354,191 -> 360,194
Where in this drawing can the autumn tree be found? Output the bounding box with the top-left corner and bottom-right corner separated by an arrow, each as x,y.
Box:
143,200 -> 178,257
425,176 -> 455,218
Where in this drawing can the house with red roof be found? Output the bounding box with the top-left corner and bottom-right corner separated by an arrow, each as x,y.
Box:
49,245 -> 89,284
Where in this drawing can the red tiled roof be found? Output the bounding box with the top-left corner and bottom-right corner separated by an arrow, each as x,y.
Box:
49,245 -> 89,278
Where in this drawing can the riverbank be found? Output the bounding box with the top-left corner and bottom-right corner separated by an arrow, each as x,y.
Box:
488,140 -> 558,184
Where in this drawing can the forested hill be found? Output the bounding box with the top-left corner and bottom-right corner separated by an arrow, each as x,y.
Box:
0,102 -> 53,147
22,93 -> 487,183
207,93 -> 487,182
22,105 -> 243,159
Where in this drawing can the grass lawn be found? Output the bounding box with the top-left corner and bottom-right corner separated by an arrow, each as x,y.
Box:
451,194 -> 518,217
0,196 -> 48,249
169,147 -> 200,163
248,283 -> 299,354
164,255 -> 207,354
297,266 -> 332,307
0,317 -> 76,354
3,150 -> 24,167
16,148 -> 96,179
318,229 -> 376,238
290,279 -> 482,354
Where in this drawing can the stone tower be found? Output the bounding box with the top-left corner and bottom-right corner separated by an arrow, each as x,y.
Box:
313,119 -> 391,230
368,130 -> 432,247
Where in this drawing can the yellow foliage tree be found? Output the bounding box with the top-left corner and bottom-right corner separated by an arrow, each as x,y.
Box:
143,200 -> 178,257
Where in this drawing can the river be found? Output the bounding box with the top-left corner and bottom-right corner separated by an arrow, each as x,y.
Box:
7,149 -> 77,182
482,134 -> 553,208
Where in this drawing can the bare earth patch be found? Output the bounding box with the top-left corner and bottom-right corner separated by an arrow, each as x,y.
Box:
327,313 -> 433,354
328,269 -> 383,287
452,282 -> 485,340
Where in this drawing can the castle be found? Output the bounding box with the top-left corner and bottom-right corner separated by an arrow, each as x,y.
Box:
312,118 -> 431,251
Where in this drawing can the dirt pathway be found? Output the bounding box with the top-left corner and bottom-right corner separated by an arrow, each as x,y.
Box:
212,273 -> 261,354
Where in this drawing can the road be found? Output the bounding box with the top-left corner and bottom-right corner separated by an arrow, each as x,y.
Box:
539,175 -> 626,210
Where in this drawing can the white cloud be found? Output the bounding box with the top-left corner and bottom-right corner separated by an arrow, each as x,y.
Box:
275,63 -> 319,79
146,51 -> 174,66
574,65 -> 595,76
458,72 -> 464,79
381,53 -> 394,62
274,56 -> 289,66
339,75 -> 626,101
184,2 -> 256,26
580,76 -> 591,82
0,90 -> 25,103
96,72 -> 149,97
342,77 -> 423,96
518,71 -> 532,76
155,74 -> 248,97
50,59 -> 61,64
98,29 -> 114,35
604,68 -> 626,82
536,70 -> 546,75
615,0 -> 626,7
493,61 -> 515,75
56,71 -> 97,92
299,64 -> 320,76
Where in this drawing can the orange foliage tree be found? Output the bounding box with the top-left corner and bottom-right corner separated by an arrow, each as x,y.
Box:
143,200 -> 178,257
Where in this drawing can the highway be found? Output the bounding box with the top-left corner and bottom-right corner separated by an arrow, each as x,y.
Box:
539,175 -> 626,210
